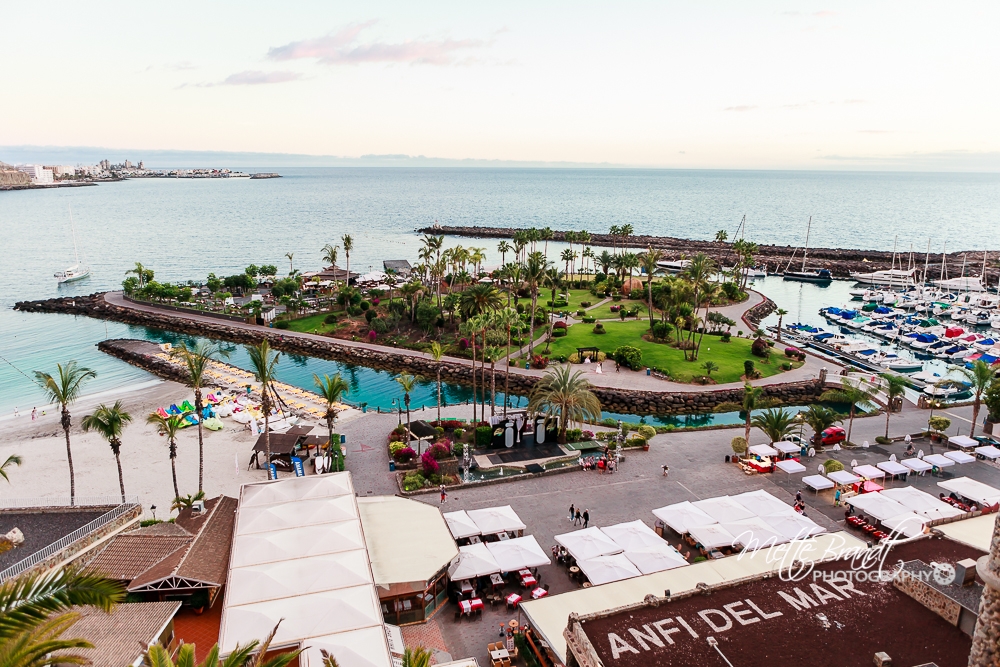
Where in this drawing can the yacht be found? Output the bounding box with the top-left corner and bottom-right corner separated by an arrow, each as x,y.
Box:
933,275 -> 986,292
849,267 -> 917,288
657,259 -> 692,273
225,171 -> 251,178
55,206 -> 90,285
782,217 -> 834,286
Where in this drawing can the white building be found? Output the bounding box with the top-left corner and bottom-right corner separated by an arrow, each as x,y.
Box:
47,165 -> 77,177
16,165 -> 54,184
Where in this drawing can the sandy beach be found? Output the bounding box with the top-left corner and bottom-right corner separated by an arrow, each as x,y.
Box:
0,380 -> 297,517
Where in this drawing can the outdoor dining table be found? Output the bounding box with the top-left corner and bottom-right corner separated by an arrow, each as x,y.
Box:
490,648 -> 510,662
517,568 -> 532,577
498,532 -> 510,541
521,574 -> 537,588
506,593 -> 522,608
459,598 -> 484,615
531,587 -> 548,599
490,573 -> 505,589
458,580 -> 475,596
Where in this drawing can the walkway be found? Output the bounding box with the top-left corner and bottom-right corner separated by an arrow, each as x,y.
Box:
103,291 -> 829,394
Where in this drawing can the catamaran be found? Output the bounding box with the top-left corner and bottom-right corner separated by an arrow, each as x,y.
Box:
782,216 -> 833,285
54,206 -> 90,284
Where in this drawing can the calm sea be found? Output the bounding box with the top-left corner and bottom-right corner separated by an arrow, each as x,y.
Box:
2,168 -> 998,414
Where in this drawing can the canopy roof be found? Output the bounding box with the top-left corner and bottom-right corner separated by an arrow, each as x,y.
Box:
443,510 -> 480,539
762,513 -> 825,540
687,523 -> 738,550
948,435 -> 979,450
901,458 -> 933,472
880,512 -> 927,538
853,464 -> 885,479
577,554 -> 642,586
467,505 -> 526,534
692,496 -> 755,523
748,444 -> 779,457
299,627 -> 394,667
923,454 -> 955,468
775,459 -> 807,473
936,514 -> 998,551
938,477 -> 1000,505
555,527 -> 622,561
651,501 -> 715,534
358,496 -> 457,586
721,517 -> 788,550
732,490 -> 796,517
773,441 -> 802,454
485,536 -> 550,572
877,461 -> 909,476
599,521 -> 664,551
880,487 -> 963,520
944,451 -> 976,465
802,475 -> 835,491
975,445 -> 1000,459
828,470 -> 861,485
448,543 -> 500,580
230,521 -> 367,568
845,493 -> 909,521
621,543 -> 689,575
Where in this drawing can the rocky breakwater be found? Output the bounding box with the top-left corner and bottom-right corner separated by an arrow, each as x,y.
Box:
743,296 -> 777,329
419,225 -> 1000,282
594,378 -> 827,415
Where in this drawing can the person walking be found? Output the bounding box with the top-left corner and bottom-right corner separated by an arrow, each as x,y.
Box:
795,490 -> 803,503
574,509 -> 582,526
583,509 -> 590,528
30,407 -> 37,421
568,503 -> 575,521
834,488 -> 841,507
661,464 -> 670,477
439,485 -> 447,503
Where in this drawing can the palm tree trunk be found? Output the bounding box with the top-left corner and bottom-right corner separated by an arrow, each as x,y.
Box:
436,369 -> 442,423
326,415 -> 335,470
885,409 -> 891,440
847,408 -> 856,445
264,405 -> 272,480
470,340 -> 477,422
490,360 -> 497,416
62,407 -> 75,505
195,388 -> 204,493
115,453 -> 126,503
744,415 -> 752,444
972,399 -> 981,437
170,444 -> 180,499
647,284 -> 654,331
528,292 -> 537,356
504,324 -> 512,417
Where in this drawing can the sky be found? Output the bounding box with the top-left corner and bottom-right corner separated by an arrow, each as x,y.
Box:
3,1 -> 999,170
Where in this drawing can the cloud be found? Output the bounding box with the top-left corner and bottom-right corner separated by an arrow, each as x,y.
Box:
268,21 -> 486,66
781,10 -> 837,17
210,70 -> 303,86
724,105 -> 757,112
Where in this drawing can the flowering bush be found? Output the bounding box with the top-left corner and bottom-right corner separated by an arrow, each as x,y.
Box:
553,321 -> 568,329
368,330 -> 377,342
582,430 -> 595,441
371,297 -> 381,306
389,441 -> 407,455
531,354 -> 549,369
430,442 -> 452,460
459,337 -> 470,350
394,446 -> 416,463
433,438 -> 453,454
421,449 -> 440,475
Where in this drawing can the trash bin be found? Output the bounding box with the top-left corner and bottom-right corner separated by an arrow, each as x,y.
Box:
646,367 -> 651,376
389,461 -> 395,471
525,361 -> 530,369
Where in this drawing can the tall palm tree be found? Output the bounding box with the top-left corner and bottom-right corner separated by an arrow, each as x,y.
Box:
528,366 -> 602,444
693,282 -> 722,361
314,373 -> 349,471
750,408 -> 795,444
741,383 -> 766,444
497,240 -> 511,268
775,308 -> 789,342
0,568 -> 124,667
956,359 -> 996,437
395,374 -> 417,437
172,341 -> 227,493
495,308 -> 520,416
820,377 -> 879,446
81,401 -> 132,502
458,283 -> 502,319
802,405 -> 842,450
968,515 -> 1000,666
146,413 -> 183,501
639,247 -> 664,331
597,250 -> 614,277
460,318 -> 481,422
246,340 -> 281,480
880,373 -> 909,439
341,234 -> 354,285
609,225 -> 621,254
321,243 -> 339,275
561,248 -> 575,282
483,346 -> 502,416
523,251 -> 550,356
34,362 -> 96,504
144,621 -> 301,667
285,252 -> 294,275
429,342 -> 445,422
125,261 -> 152,288
540,227 -> 553,256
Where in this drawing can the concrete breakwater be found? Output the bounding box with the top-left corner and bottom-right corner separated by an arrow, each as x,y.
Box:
418,225 -> 999,282
16,293 -> 827,415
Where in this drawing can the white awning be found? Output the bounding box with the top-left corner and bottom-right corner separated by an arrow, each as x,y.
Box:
853,464 -> 885,479
828,470 -> 861,485
600,520 -> 664,551
948,435 -> 979,450
877,461 -> 910,476
923,454 -> 955,468
721,518 -> 789,550
692,496 -> 756,523
944,451 -> 976,465
687,523 -> 738,550
230,521 -> 367,568
880,487 -> 964,520
802,475 -> 835,491
577,554 -> 642,585
775,459 -> 807,474
749,444 -> 779,457
651,501 -> 716,534
555,527 -> 623,561
938,477 -> 1000,505
773,441 -> 801,454
975,445 -> 1000,459
358,496 -> 458,586
762,513 -> 826,540
300,627 -> 395,667
881,512 -> 928,538
448,543 -> 501,580
226,551 -> 375,607
845,493 -> 909,521
467,506 -> 526,534
622,544 -> 689,574
485,536 -> 550,572
443,510 -> 481,539
901,458 -> 933,472
732,490 -> 796,517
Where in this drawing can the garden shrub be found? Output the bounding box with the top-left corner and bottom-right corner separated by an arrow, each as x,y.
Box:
516,303 -> 525,314
581,301 -> 592,307
359,300 -> 370,311
576,310 -> 586,317
823,459 -> 844,473
420,450 -> 440,475
875,436 -> 892,445
453,428 -> 465,440
626,436 -> 646,448
553,320 -> 567,329
274,320 -> 290,329
582,430 -> 595,440
983,383 -> 1000,422
459,337 -> 470,350
372,317 -> 389,334
394,446 -> 416,463
348,305 -> 362,316
389,441 -> 407,456
593,323 -> 606,334
552,328 -> 567,337
430,442 -> 452,459
720,331 -> 731,342
744,360 -> 756,378
751,337 -> 770,358
781,362 -> 792,371
368,330 -> 377,342
402,472 -> 426,492
928,416 -> 951,433
612,295 -> 622,302
434,426 -> 445,436
365,309 -> 377,323
651,321 -> 670,340
534,314 -> 548,326
714,401 -> 742,413
614,345 -> 643,370
582,316 -> 596,324
371,297 -> 381,306
730,436 -> 747,455
530,355 -> 549,369
637,424 -> 656,440
475,425 -> 493,447
566,428 -> 582,442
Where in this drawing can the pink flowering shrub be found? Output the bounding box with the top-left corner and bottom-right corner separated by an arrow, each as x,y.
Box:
421,449 -> 440,475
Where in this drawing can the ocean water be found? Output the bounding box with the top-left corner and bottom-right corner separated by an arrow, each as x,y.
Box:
2,168 -> 999,415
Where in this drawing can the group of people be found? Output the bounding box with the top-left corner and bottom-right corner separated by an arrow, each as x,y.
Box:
793,489 -> 808,515
580,455 -> 617,473
568,503 -> 591,528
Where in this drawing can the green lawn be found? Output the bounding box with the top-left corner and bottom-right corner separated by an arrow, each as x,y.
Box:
281,311 -> 346,335
541,288 -> 607,313
541,320 -> 794,383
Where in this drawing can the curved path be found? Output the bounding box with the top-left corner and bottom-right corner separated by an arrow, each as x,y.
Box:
103,291 -> 828,393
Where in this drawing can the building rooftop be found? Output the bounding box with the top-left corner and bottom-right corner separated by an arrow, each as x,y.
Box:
357,495 -> 457,587
57,601 -> 180,667
0,507 -> 110,571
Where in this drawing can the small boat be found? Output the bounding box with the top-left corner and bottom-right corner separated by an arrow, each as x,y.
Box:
657,259 -> 692,273
782,217 -> 833,286
909,333 -> 939,350
879,355 -> 923,373
55,206 -> 90,284
849,267 -> 918,288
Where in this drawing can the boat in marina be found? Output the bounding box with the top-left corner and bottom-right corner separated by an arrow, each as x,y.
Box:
657,259 -> 692,273
849,267 -> 918,288
933,275 -> 986,292
54,206 -> 90,285
782,217 -> 833,286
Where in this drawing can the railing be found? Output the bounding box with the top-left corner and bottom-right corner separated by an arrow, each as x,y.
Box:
0,495 -> 138,509
0,501 -> 140,581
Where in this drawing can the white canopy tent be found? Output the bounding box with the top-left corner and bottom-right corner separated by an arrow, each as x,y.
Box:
776,459 -> 807,474
975,445 -> 1000,460
230,521 -> 367,568
721,518 -> 789,550
944,451 -> 976,465
226,551 -> 375,607
577,554 -> 642,585
448,543 -> 501,580
732,490 -> 797,517
901,458 -> 933,473
853,464 -> 886,480
300,628 -> 395,667
948,435 -> 979,450
845,493 -> 909,521
443,510 -> 481,539
880,487 -> 964,520
600,520 -> 664,551
828,470 -> 862,485
485,536 -> 551,572
938,477 -> 1000,505
687,523 -> 738,550
877,461 -> 910,476
357,271 -> 388,283
651,501 -> 716,534
773,441 -> 802,455
763,513 -> 825,540
802,475 -> 835,491
749,444 -> 779,457
692,496 -> 756,523
881,512 -> 928,538
923,454 -> 955,469
467,506 -> 526,535
555,527 -> 623,561
621,543 -> 689,574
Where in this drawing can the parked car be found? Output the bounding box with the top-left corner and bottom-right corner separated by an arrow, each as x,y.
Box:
821,427 -> 846,446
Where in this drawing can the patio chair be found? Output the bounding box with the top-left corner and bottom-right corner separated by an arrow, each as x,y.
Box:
454,610 -> 462,622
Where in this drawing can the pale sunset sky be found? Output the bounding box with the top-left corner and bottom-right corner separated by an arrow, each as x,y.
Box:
2,1 -> 998,169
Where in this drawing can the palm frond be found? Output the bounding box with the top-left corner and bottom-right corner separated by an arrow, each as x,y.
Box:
0,612 -> 92,667
145,644 -> 176,667
0,454 -> 23,482
0,568 -> 124,641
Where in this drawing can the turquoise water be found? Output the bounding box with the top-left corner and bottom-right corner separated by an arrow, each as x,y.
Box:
4,168 -> 999,414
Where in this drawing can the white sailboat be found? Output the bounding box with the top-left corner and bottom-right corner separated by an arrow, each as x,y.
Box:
54,206 -> 91,284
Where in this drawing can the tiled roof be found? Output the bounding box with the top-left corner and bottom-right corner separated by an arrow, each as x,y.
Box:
128,521 -> 191,537
58,601 -> 180,666
87,535 -> 191,582
176,496 -> 238,585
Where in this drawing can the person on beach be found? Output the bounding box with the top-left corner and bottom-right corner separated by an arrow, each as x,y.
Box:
13,407 -> 19,418
30,407 -> 36,421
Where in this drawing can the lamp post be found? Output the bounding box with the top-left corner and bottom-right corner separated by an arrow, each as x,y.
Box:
391,399 -> 402,426
150,505 -> 157,521
615,420 -> 623,464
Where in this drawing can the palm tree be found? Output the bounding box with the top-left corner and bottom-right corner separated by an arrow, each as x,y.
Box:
741,383 -> 766,444
702,361 -> 719,376
540,227 -> 553,256
597,250 -> 614,277
395,374 -> 417,437
561,248 -> 575,282
639,247 -> 664,331
494,308 -> 521,416
34,362 -> 96,504
775,308 -> 789,342
172,341 -> 226,493
523,251 -> 550,356
321,243 -> 339,274
81,401 -> 132,502
880,373 -> 909,439
497,240 -> 512,268
802,405 -> 842,450
820,377 -> 879,446
528,366 -> 602,444
483,346 -> 502,416
125,261 -> 152,288
246,340 -> 281,480
144,621 -> 300,667
146,413 -> 183,501
171,490 -> 206,513
341,234 -> 354,285
285,252 -> 294,275
314,373 -> 349,471
400,647 -> 433,667
0,568 -> 124,667
715,229 -> 728,243
751,408 -> 795,444
956,359 -> 996,437
429,342 -> 445,423
620,224 -> 635,250
0,454 -> 21,485
459,283 -> 503,319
